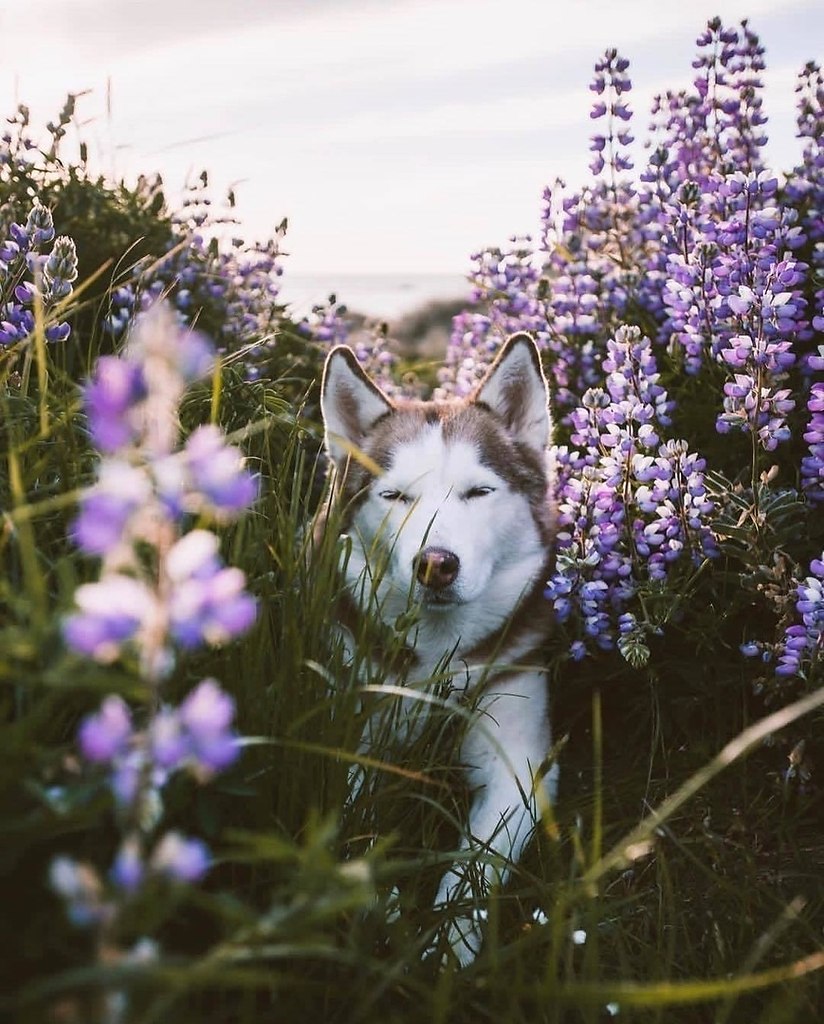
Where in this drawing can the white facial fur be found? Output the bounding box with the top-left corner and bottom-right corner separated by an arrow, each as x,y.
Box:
345,423 -> 546,665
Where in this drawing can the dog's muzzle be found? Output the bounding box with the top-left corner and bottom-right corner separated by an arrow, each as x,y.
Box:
415,547 -> 460,591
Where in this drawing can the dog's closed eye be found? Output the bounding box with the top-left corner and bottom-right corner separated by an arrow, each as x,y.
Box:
379,489 -> 412,504
463,486 -> 496,500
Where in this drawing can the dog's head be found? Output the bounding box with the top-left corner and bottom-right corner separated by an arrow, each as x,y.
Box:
320,334 -> 554,616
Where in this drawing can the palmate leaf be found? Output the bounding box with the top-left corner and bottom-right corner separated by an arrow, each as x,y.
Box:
705,470 -> 809,561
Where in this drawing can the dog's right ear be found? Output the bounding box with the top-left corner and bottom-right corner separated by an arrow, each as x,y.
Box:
321,346 -> 393,469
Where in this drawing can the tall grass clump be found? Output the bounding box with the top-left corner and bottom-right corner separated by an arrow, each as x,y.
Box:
2,15 -> 824,1024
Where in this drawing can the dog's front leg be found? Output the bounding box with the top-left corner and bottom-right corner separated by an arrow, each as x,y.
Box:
433,674 -> 556,966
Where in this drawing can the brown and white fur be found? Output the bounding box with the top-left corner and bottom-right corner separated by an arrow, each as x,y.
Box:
320,332 -> 558,965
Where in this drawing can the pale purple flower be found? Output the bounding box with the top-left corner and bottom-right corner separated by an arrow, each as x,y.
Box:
149,707 -> 189,769
63,575 -> 156,663
111,838 -> 145,892
184,425 -> 258,517
775,553 -> 824,678
179,678 -> 239,771
70,460 -> 152,556
801,380 -> 824,503
151,832 -> 211,883
147,680 -> 240,774
84,357 -> 147,453
78,695 -> 133,763
166,531 -> 257,649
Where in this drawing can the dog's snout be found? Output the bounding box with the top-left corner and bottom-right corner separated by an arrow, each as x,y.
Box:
415,547 -> 460,590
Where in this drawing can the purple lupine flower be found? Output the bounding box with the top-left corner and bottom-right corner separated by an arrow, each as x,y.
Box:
589,48 -> 635,178
436,237 -> 554,401
84,357 -> 148,453
110,750 -> 151,808
111,838 -> 145,892
43,235 -> 78,302
147,680 -> 240,774
78,695 -> 133,762
801,379 -> 824,503
166,530 -> 257,649
63,575 -> 156,663
25,200 -> 55,247
101,212 -> 285,363
178,678 -> 240,771
151,832 -> 211,883
49,857 -> 111,928
184,425 -> 258,517
299,293 -> 350,347
775,554 -> 824,678
547,327 -> 716,657
149,707 -> 190,769
70,460 -> 152,556
0,204 -> 76,348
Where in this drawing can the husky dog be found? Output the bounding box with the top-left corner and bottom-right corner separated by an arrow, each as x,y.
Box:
320,333 -> 558,965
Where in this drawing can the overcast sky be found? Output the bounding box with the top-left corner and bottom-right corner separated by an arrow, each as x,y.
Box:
1,0 -> 822,276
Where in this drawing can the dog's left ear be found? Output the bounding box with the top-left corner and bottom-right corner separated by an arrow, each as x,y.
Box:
474,333 -> 551,453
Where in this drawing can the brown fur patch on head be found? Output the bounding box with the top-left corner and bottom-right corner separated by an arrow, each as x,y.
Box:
443,404 -> 555,545
335,405 -> 432,522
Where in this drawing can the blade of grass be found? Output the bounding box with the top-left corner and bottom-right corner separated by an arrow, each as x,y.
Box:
581,684 -> 824,892
551,948 -> 824,1009
5,430 -> 47,630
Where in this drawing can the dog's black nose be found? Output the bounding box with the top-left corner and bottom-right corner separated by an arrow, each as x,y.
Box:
415,547 -> 460,590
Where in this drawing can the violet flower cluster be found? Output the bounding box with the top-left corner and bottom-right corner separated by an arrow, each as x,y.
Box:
774,554 -> 824,679
437,238 -> 551,399
0,199 -> 77,348
801,374 -> 824,503
425,21 -> 823,670
104,227 -> 285,359
53,304 -> 257,943
545,327 -> 717,658
298,293 -> 350,349
786,63 -> 824,354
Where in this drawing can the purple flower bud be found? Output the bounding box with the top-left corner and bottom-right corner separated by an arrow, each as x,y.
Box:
179,678 -> 240,772
150,707 -> 190,769
570,640 -> 587,661
46,321 -> 71,343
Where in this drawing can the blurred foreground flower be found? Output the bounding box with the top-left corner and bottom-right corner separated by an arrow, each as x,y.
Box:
53,305 -> 257,1012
